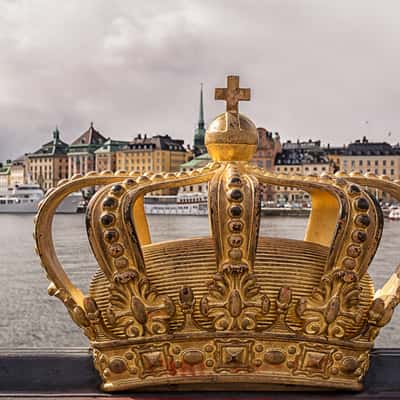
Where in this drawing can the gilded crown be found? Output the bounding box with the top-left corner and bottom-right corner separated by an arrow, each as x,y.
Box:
35,76 -> 400,392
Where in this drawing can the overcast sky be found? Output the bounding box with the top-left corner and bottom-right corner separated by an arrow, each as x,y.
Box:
1,0 -> 400,161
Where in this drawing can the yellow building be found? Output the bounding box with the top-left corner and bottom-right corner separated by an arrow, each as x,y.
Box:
116,134 -> 191,174
274,140 -> 331,204
10,156 -> 27,186
327,137 -> 400,179
27,128 -> 69,191
0,163 -> 11,193
95,139 -> 129,173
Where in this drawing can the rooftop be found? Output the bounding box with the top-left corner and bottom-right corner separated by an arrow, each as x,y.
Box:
29,128 -> 69,157
122,134 -> 187,152
94,139 -> 129,154
181,152 -> 211,169
276,140 -> 329,165
327,137 -> 400,156
70,123 -> 107,149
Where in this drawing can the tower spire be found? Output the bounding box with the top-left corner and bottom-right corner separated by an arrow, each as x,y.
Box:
194,83 -> 206,154
198,83 -> 205,129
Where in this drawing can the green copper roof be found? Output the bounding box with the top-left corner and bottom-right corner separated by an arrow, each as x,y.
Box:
180,152 -> 211,169
29,127 -> 69,157
95,139 -> 129,154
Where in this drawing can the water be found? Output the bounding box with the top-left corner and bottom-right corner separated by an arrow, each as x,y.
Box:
0,214 -> 399,348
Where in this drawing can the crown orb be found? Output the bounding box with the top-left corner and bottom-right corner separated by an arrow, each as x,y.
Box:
205,112 -> 258,162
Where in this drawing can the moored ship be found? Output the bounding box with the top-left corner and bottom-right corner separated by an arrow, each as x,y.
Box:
389,207 -> 400,220
144,192 -> 208,215
0,184 -> 83,214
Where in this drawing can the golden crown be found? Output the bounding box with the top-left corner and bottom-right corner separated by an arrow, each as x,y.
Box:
35,76 -> 400,392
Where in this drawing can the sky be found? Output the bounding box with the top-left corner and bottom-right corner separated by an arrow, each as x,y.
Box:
1,0 -> 400,161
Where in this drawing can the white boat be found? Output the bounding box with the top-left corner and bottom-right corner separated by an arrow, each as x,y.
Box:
0,184 -> 83,214
144,192 -> 208,215
389,208 -> 400,220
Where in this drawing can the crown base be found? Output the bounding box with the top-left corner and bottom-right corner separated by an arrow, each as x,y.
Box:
101,375 -> 363,392
92,334 -> 370,392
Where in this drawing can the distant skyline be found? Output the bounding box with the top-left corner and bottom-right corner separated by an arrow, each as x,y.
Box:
1,0 -> 400,161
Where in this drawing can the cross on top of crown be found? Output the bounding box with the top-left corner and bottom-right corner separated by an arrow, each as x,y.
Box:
215,75 -> 251,114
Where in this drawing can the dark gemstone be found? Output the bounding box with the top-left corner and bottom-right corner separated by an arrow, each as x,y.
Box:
347,245 -> 361,258
109,244 -> 124,258
352,230 -> 367,243
229,176 -> 242,186
230,205 -> 242,217
355,197 -> 369,211
342,258 -> 356,269
124,178 -> 136,186
103,196 -> 117,210
355,214 -> 370,227
101,213 -> 115,226
229,235 -> 243,247
104,230 -> 118,243
111,184 -> 124,195
229,189 -> 243,202
229,221 -> 243,232
348,184 -> 361,195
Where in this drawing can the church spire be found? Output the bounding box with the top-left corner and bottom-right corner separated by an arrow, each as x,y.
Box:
198,83 -> 205,130
194,83 -> 206,154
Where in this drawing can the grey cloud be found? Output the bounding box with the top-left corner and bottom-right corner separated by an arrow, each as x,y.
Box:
1,0 -> 400,161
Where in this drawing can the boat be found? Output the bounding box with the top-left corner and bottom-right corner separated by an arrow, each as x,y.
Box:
144,192 -> 208,215
389,208 -> 400,220
0,184 -> 83,214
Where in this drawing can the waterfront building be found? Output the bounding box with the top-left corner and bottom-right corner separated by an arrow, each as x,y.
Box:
27,128 -> 69,191
95,139 -> 129,172
274,139 -> 331,203
327,136 -> 400,178
180,153 -> 211,194
116,134 -> 191,174
252,128 -> 282,201
68,123 -> 107,177
9,155 -> 27,186
193,84 -> 206,156
0,162 -> 11,193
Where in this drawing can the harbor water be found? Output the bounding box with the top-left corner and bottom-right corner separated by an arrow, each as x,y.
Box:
0,213 -> 399,348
